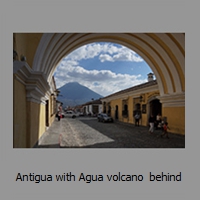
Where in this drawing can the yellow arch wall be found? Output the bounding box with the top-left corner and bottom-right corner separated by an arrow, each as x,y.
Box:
26,101 -> 46,147
13,78 -> 27,148
14,33 -> 42,67
13,77 -> 47,147
13,33 -> 57,147
162,107 -> 185,135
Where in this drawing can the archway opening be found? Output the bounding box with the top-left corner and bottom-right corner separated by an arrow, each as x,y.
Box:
149,99 -> 162,118
54,41 -> 152,109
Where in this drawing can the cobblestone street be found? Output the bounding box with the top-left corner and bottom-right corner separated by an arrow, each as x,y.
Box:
36,117 -> 185,148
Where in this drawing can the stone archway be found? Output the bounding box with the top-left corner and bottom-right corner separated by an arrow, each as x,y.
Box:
33,33 -> 185,99
13,33 -> 185,147
32,33 -> 184,134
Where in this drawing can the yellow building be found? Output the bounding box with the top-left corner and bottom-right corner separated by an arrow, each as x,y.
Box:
101,72 -> 184,135
13,33 -> 185,147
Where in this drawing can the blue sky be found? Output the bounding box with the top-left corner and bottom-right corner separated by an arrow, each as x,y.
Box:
54,42 -> 153,97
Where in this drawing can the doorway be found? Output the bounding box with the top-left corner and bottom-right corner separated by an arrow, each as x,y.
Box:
149,99 -> 162,118
45,100 -> 49,127
115,105 -> 118,120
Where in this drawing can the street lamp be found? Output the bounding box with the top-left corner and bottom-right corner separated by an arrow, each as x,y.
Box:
140,94 -> 145,102
140,96 -> 142,102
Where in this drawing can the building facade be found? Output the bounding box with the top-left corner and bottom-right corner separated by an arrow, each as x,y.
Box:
83,99 -> 103,116
101,73 -> 184,135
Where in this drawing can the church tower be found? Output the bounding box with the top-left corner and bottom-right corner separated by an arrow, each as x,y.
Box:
147,72 -> 154,82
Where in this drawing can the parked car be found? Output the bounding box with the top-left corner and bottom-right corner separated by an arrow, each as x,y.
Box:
64,111 -> 78,118
97,113 -> 113,123
78,112 -> 85,116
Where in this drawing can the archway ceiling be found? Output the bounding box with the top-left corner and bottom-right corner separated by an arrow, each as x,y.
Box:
33,33 -> 185,96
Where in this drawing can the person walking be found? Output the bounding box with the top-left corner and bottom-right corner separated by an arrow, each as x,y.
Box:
57,103 -> 63,121
134,112 -> 140,126
148,114 -> 155,134
155,113 -> 162,129
56,111 -> 60,121
161,122 -> 170,138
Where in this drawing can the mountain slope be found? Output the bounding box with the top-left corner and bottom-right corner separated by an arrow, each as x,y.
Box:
57,82 -> 103,107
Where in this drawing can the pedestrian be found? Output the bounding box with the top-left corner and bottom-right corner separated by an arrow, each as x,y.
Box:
148,114 -> 155,134
134,112 -> 140,126
155,113 -> 162,129
56,111 -> 60,121
57,103 -> 63,121
161,122 -> 170,138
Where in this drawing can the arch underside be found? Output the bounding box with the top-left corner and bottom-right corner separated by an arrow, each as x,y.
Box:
33,33 -> 185,97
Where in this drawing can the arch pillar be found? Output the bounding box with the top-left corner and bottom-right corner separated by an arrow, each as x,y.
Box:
157,93 -> 185,134
13,61 -> 54,147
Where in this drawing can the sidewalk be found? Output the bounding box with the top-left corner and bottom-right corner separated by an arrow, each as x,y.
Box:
35,118 -> 114,148
35,119 -> 61,148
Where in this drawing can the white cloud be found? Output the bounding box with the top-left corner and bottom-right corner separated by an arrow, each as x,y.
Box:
99,54 -> 114,62
66,42 -> 143,62
54,42 -> 148,97
99,50 -> 143,63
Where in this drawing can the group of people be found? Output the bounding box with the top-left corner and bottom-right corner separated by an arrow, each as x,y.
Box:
148,113 -> 170,138
135,112 -> 170,138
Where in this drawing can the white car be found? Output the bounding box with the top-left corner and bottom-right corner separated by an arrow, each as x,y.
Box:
64,111 -> 78,118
